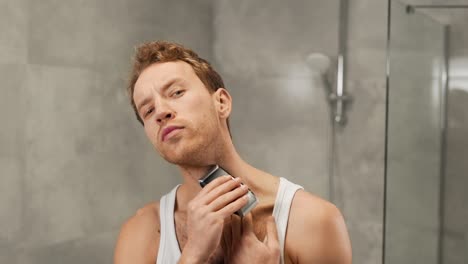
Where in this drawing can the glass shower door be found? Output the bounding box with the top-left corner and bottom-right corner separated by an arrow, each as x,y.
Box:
385,1 -> 446,263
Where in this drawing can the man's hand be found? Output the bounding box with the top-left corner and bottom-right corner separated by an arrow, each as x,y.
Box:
224,213 -> 281,264
178,175 -> 249,264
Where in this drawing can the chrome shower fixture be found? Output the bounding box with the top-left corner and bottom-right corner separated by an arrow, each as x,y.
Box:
306,52 -> 350,125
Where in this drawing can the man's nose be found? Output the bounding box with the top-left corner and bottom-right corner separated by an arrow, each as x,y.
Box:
155,103 -> 175,125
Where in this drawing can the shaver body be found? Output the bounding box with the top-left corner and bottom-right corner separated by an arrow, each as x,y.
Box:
198,165 -> 258,217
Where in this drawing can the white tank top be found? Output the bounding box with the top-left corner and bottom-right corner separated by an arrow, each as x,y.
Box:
156,177 -> 303,264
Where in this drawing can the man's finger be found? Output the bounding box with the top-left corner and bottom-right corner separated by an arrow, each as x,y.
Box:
222,216 -> 233,257
265,216 -> 280,248
222,216 -> 232,247
242,213 -> 255,236
199,174 -> 232,194
200,176 -> 240,205
231,214 -> 242,242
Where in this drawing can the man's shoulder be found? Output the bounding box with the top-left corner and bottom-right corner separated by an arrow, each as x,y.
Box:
122,201 -> 161,233
291,190 -> 342,224
114,202 -> 161,263
131,201 -> 161,228
286,190 -> 352,263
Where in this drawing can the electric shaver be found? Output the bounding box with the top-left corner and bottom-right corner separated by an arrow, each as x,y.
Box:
198,165 -> 258,217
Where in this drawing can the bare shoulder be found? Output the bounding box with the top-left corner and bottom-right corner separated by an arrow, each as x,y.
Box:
285,190 -> 352,264
114,202 -> 161,264
289,190 -> 342,227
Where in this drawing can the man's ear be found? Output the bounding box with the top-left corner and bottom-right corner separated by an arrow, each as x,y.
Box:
213,88 -> 232,119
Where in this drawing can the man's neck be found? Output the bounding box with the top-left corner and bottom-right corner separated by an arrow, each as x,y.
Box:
175,147 -> 247,209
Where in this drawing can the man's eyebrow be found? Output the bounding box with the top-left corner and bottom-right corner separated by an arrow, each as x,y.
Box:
136,78 -> 183,112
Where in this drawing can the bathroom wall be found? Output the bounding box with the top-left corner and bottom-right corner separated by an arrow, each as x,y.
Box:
334,0 -> 388,263
213,0 -> 340,201
0,0 -> 213,263
214,1 -> 388,264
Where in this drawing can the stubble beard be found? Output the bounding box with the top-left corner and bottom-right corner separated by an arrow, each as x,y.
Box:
159,124 -> 221,167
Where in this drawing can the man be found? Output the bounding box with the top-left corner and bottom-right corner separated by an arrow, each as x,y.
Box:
114,41 -> 352,264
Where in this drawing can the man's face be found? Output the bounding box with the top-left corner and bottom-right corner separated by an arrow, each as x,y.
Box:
133,61 -> 222,166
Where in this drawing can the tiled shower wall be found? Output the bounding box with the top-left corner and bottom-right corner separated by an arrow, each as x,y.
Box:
0,0 -> 213,262
213,1 -> 388,264
213,0 -> 340,202
335,1 -> 387,263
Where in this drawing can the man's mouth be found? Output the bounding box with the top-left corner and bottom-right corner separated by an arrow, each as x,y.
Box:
161,126 -> 184,142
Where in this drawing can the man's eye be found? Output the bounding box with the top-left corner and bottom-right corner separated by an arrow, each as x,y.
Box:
145,108 -> 153,117
173,90 -> 184,97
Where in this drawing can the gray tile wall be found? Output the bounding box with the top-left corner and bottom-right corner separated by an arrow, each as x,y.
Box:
334,1 -> 388,263
214,1 -> 388,264
0,0 -> 213,262
213,0 -> 341,199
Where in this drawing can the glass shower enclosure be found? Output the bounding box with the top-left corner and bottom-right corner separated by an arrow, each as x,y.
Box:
385,1 -> 468,263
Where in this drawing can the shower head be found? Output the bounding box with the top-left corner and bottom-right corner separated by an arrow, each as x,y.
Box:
306,53 -> 348,126
305,53 -> 334,95
306,53 -> 332,75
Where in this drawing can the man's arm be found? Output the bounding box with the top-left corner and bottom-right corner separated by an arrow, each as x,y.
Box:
287,191 -> 352,264
114,203 -> 160,264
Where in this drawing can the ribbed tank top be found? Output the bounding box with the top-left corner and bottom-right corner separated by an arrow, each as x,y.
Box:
156,177 -> 303,264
